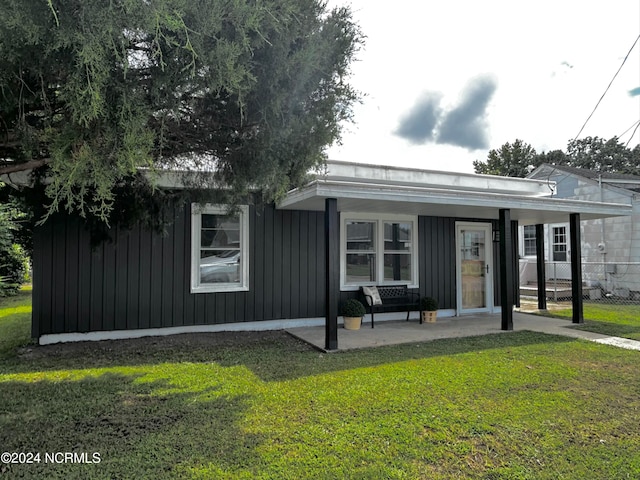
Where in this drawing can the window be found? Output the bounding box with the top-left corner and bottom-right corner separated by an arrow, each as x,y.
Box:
523,225 -> 537,256
341,214 -> 418,289
383,221 -> 413,282
191,204 -> 249,293
552,226 -> 567,262
345,221 -> 376,283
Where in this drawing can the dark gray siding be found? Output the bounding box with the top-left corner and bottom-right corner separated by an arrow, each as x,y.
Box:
32,207 -> 510,337
33,204 -> 326,335
418,216 -> 456,309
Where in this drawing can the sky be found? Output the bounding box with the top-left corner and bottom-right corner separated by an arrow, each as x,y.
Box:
325,1 -> 640,174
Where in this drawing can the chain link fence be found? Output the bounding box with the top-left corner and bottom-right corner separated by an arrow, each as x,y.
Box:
519,260 -> 640,306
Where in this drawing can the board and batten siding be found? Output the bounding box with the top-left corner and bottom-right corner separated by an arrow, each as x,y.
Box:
32,204 -> 327,337
32,203 -> 509,337
418,216 -> 456,309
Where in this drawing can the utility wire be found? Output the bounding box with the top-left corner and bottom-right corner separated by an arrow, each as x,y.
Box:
618,118 -> 640,139
624,121 -> 640,148
573,33 -> 640,141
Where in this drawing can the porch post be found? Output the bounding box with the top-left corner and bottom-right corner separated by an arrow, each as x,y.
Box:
511,220 -> 520,308
499,209 -> 514,330
569,213 -> 584,324
535,224 -> 547,310
325,198 -> 339,350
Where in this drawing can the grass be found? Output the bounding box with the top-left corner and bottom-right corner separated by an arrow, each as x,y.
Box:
550,302 -> 640,341
1,294 -> 640,479
0,286 -> 33,360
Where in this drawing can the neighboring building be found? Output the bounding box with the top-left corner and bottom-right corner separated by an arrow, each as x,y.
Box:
521,164 -> 640,298
17,161 -> 630,347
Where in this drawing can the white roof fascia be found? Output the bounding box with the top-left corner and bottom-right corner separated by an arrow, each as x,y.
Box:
324,160 -> 553,196
278,180 -> 631,222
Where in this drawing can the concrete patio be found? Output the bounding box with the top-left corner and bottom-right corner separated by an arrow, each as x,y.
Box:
286,311 -> 640,352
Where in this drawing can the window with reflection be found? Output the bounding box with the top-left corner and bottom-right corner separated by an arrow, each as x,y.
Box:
346,221 -> 377,283
191,205 -> 249,293
342,215 -> 417,288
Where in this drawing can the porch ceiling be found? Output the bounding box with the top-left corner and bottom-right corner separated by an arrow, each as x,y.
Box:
278,180 -> 632,225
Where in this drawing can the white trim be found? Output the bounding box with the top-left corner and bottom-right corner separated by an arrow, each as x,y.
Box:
322,160 -> 553,196
340,212 -> 419,290
38,311 -> 463,345
190,204 -> 249,293
521,224 -> 537,258
278,180 -> 632,224
455,222 -> 494,315
39,317 -> 325,345
549,223 -> 569,263
38,307 -> 510,345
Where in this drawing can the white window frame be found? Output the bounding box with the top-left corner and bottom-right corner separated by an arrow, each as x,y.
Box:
551,224 -> 568,262
522,225 -> 537,257
340,212 -> 419,291
191,204 -> 249,293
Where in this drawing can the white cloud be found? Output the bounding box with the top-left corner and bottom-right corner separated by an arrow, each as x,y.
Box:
328,0 -> 640,172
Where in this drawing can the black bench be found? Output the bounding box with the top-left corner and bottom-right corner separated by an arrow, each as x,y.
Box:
359,285 -> 420,328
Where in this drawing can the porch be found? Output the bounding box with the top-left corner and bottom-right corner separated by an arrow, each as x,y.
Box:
279,161 -> 632,351
286,311 -> 625,352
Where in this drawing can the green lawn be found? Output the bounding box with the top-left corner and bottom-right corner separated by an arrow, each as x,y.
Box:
0,287 -> 33,360
1,294 -> 640,479
551,302 -> 640,341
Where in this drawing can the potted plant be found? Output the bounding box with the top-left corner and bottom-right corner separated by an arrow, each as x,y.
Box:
341,298 -> 366,330
420,297 -> 438,323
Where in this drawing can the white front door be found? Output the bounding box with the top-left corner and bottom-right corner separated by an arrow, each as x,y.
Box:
456,223 -> 493,314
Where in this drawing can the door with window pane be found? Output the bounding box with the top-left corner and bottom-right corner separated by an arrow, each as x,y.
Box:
456,223 -> 492,313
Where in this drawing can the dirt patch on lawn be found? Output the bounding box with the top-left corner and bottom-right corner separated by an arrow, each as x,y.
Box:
15,329 -> 310,366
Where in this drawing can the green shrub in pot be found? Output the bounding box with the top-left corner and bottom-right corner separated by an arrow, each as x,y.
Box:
341,298 -> 366,317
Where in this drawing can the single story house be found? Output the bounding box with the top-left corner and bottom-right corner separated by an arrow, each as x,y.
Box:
25,161 -> 631,348
520,164 -> 640,299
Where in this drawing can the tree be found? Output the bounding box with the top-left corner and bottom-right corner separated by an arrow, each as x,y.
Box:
565,136 -> 640,175
535,149 -> 568,168
0,186 -> 28,296
474,136 -> 639,178
0,0 -> 363,225
472,139 -> 540,177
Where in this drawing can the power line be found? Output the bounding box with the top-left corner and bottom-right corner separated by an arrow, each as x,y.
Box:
625,121 -> 640,148
573,33 -> 640,141
618,118 -> 640,139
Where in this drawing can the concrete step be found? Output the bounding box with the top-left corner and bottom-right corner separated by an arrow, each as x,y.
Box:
519,283 -> 601,300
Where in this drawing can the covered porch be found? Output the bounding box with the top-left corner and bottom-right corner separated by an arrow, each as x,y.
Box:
285,310 -> 633,352
279,161 -> 632,350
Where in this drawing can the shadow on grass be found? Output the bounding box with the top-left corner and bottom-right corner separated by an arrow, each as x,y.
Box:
1,327 -> 578,383
0,371 -> 263,479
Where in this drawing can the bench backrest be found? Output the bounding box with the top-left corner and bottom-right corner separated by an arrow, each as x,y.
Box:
376,285 -> 409,299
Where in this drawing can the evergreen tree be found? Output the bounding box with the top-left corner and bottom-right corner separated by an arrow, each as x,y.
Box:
0,0 -> 363,225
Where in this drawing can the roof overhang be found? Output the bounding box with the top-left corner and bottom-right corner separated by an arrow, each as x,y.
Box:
278,179 -> 632,225
323,160 -> 554,196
